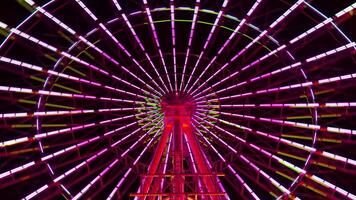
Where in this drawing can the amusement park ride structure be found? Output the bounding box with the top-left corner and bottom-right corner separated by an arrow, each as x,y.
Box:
0,0 -> 355,199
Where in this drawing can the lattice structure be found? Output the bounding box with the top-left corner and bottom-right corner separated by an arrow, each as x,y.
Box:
0,0 -> 355,199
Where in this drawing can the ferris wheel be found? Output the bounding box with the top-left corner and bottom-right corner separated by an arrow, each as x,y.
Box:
0,0 -> 355,199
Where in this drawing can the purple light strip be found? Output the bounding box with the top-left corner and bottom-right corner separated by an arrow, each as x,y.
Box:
24,118 -> 163,200
133,132 -> 173,198
0,85 -> 143,104
192,123 -> 260,199
0,21 -> 159,99
194,115 -> 356,198
180,0 -> 200,92
106,124 -> 163,200
185,0 -> 262,93
112,0 -> 170,93
240,155 -> 294,197
198,102 -> 356,109
198,107 -> 356,136
183,134 -> 204,194
183,0 -> 229,93
0,110 -> 156,148
160,134 -> 172,191
73,0 -> 165,95
0,114 -> 156,182
142,0 -> 173,92
195,113 -> 356,168
27,0 -> 162,100
0,107 -> 150,119
0,56 -> 152,101
29,2 -> 117,65
194,118 -> 294,198
73,121 -> 164,200
194,42 -> 355,100
191,3 -> 355,98
189,0 -> 306,96
170,0 -> 178,91
198,136 -> 230,200
197,72 -> 356,106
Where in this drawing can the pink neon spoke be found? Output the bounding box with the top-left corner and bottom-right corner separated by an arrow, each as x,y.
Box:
73,121 -> 163,200
194,115 -> 356,198
194,119 -> 294,197
24,1 -> 159,100
195,113 -> 356,168
0,85 -> 143,104
197,72 -> 356,104
0,115 -> 157,181
186,0 -> 262,93
183,134 -> 203,194
170,0 -> 178,91
142,0 -> 173,92
180,0 -> 200,92
191,4 -> 355,98
189,0 -> 306,96
0,107 -> 150,119
160,134 -> 172,190
198,137 -> 230,199
240,155 -> 295,196
183,0 -> 229,93
198,102 -> 356,109
192,124 -> 260,199
251,142 -> 356,199
0,111 -> 156,148
0,21 -> 159,99
193,42 -> 355,100
199,107 -> 356,136
0,56 -> 152,100
73,0 -> 165,96
106,124 -> 163,200
23,118 -> 163,200
112,0 -> 170,93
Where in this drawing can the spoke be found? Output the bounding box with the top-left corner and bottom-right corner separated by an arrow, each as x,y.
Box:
0,110 -> 156,148
192,3 -> 356,98
72,0 -> 165,95
179,0 -> 200,92
183,0 -> 229,92
0,56 -> 153,101
190,0 -> 305,95
183,134 -> 203,193
170,0 -> 178,92
160,134 -> 172,190
0,85 -> 143,104
112,0 -> 170,93
186,0 -> 263,93
23,117 -> 163,200
106,124 -> 163,200
142,0 -> 173,92
193,119 -> 297,198
194,115 -> 356,199
0,114 -> 158,180
194,113 -> 356,169
194,42 -> 355,100
239,155 -> 298,198
197,72 -> 356,106
200,102 -> 356,109
72,121 -> 164,200
0,21 -> 159,99
192,124 -> 260,199
0,107 -> 149,119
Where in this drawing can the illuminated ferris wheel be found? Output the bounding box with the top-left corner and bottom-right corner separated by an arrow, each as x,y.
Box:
0,0 -> 355,199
